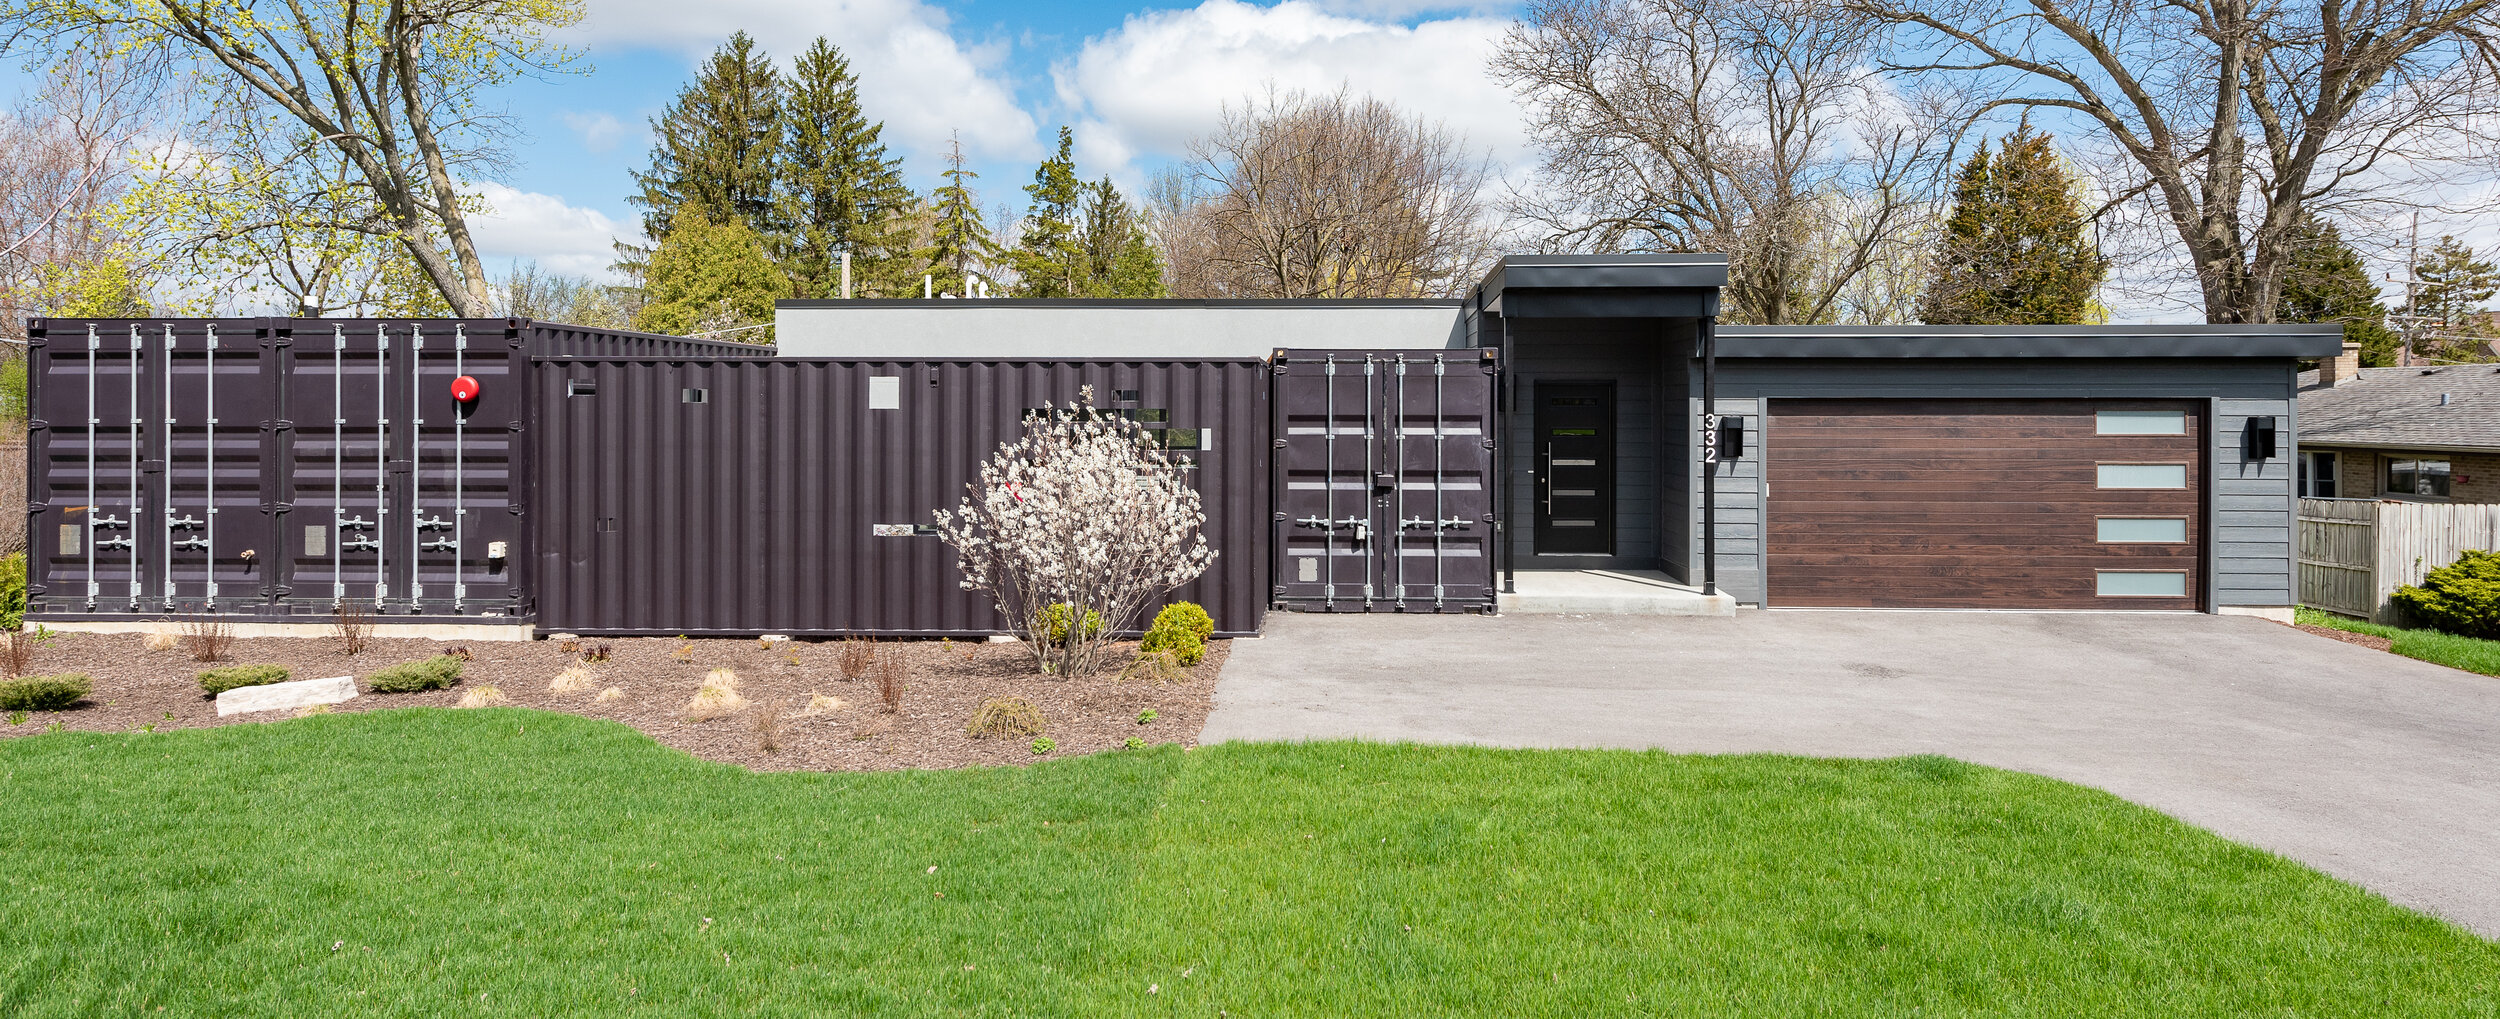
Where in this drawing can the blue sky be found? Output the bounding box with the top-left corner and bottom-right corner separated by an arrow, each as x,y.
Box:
461,0 -> 1533,280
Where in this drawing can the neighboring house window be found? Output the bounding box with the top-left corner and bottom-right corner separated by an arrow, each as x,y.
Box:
2298,451 -> 2339,498
2384,456 -> 2452,498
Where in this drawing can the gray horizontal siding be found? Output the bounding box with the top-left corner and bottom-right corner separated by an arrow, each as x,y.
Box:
2213,393 -> 2297,607
1695,396 -> 1765,603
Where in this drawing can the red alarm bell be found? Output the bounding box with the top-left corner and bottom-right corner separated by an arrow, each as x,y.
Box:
449,375 -> 481,402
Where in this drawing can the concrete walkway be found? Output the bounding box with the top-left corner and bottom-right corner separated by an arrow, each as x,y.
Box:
1206,610 -> 2500,938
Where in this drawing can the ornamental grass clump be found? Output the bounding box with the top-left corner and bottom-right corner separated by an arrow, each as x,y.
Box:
934,386 -> 1216,677
684,668 -> 747,720
549,664 -> 597,694
455,684 -> 508,708
964,697 -> 1046,739
198,664 -> 291,696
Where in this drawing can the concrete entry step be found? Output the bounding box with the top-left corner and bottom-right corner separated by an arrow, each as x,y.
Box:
1496,570 -> 1737,616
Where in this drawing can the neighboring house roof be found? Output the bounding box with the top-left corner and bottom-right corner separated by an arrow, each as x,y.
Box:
2299,363 -> 2500,451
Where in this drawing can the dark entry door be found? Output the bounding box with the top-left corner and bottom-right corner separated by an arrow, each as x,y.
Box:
1534,382 -> 1614,555
1270,349 -> 1500,612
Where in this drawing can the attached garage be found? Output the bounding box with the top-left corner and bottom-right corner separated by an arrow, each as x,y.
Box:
1699,325 -> 2332,616
1763,398 -> 2205,609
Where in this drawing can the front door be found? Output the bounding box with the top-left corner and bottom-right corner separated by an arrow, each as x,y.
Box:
1534,381 -> 1614,555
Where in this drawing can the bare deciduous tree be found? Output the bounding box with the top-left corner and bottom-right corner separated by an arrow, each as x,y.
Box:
1850,0 -> 2500,324
5,0 -> 585,316
1494,0 -> 1956,324
1169,88 -> 1496,299
0,40 -> 170,340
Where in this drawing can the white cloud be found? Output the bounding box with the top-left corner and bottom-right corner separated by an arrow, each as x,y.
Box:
467,183 -> 637,281
1054,1 -> 1526,185
559,110 -> 634,154
566,0 -> 1039,167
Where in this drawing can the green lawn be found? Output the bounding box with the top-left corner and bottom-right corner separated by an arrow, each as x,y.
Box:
2299,606 -> 2500,678
2,711 -> 2495,1017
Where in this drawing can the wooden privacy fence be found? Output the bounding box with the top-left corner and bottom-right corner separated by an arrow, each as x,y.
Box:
2298,498 -> 2500,622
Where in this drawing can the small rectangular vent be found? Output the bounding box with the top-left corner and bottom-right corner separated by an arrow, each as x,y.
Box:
567,379 -> 596,397
681,388 -> 708,404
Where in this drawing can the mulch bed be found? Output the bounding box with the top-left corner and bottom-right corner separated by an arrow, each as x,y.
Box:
2294,623 -> 2394,652
0,631 -> 1222,772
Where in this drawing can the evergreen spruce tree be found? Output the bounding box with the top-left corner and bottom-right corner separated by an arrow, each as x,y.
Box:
629,32 -> 784,241
1074,178 -> 1166,298
2405,237 -> 2500,363
924,133 -> 995,296
1917,125 -> 2107,325
2277,216 -> 2401,367
632,211 -> 786,343
1007,127 -> 1085,298
774,38 -> 922,298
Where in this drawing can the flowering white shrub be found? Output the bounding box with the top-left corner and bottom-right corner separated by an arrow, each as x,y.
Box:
935,387 -> 1217,676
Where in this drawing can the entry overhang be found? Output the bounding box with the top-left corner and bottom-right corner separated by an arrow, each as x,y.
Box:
1476,254 -> 1728,319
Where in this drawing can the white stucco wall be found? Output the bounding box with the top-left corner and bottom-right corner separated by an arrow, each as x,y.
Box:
773,303 -> 1471,359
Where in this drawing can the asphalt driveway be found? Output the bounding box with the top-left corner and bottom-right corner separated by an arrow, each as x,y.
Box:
1206,610 -> 2500,938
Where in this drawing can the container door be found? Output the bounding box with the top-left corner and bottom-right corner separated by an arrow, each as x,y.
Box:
32,324 -> 149,612
1272,354 -> 1377,607
284,323 -> 395,611
159,322 -> 278,613
1381,353 -> 1499,609
408,322 -> 523,615
1271,349 -> 1498,612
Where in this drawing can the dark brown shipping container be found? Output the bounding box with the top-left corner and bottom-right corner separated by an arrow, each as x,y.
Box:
1270,348 -> 1500,612
528,358 -> 1271,637
21,318 -> 767,623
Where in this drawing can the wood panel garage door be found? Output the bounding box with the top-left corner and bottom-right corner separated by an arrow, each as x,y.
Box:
1766,399 -> 2203,609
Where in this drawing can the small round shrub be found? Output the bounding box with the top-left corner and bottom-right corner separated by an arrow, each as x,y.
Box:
365,655 -> 466,693
1124,736 -> 1147,751
1030,737 -> 1056,755
0,673 -> 90,711
199,664 -> 292,696
1139,602 -> 1214,665
2391,549 -> 2500,638
1038,603 -> 1103,645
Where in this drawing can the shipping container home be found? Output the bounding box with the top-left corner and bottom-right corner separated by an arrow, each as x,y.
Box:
22,253 -> 2340,638
786,254 -> 2339,620
527,358 -> 1272,637
20,318 -> 767,635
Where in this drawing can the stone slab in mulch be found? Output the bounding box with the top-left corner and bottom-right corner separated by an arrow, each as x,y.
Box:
0,632 -> 1220,772
215,674 -> 358,716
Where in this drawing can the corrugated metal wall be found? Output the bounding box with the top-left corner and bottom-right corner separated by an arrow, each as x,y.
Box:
1271,349 -> 1500,612
22,317 -> 765,622
529,358 -> 1271,637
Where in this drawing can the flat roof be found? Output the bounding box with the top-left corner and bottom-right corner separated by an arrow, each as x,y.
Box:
1478,254 -> 1731,304
777,298 -> 1464,310
1716,324 -> 2342,359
